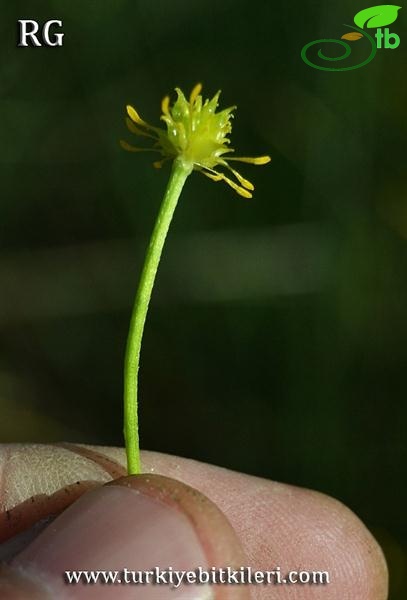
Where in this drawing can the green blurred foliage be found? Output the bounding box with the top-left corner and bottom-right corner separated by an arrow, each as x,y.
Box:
0,1 -> 406,596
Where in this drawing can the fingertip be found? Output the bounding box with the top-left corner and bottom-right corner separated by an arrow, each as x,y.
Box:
109,475 -> 250,599
0,564 -> 51,600
269,487 -> 389,600
313,490 -> 389,600
8,474 -> 249,599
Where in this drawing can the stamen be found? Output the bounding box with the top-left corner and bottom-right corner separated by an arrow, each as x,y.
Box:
225,165 -> 254,190
227,156 -> 271,165
120,140 -> 160,153
126,118 -> 157,139
189,83 -> 203,105
222,175 -> 253,198
202,168 -> 252,198
153,157 -> 171,169
126,105 -> 154,130
202,171 -> 222,182
161,95 -> 170,115
160,115 -> 173,127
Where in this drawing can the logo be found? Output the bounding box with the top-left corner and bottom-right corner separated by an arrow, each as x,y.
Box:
17,19 -> 64,47
301,5 -> 401,71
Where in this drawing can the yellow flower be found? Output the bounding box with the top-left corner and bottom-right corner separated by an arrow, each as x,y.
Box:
120,84 -> 271,198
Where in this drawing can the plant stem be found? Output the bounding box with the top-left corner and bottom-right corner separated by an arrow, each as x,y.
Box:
124,158 -> 193,475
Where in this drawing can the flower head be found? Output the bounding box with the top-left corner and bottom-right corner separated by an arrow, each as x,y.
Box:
120,84 -> 271,198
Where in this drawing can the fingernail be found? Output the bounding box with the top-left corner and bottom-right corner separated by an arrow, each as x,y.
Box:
6,475 -> 248,600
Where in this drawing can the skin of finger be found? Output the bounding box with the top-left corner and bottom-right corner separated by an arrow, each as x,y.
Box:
0,564 -> 47,600
8,474 -> 249,600
109,475 -> 250,600
0,444 -> 388,600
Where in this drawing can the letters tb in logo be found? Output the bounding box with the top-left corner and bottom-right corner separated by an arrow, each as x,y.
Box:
18,19 -> 64,47
375,27 -> 401,48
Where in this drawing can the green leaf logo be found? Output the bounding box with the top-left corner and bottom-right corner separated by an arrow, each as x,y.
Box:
354,5 -> 402,29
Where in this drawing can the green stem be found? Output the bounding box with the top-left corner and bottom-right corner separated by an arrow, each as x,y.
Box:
124,158 -> 193,475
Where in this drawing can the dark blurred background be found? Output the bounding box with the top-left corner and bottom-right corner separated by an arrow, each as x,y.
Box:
1,1 -> 405,596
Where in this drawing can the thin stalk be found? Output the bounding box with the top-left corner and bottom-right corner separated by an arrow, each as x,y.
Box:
124,158 -> 193,474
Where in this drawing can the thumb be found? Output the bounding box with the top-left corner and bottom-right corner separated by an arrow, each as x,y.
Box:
1,474 -> 249,600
